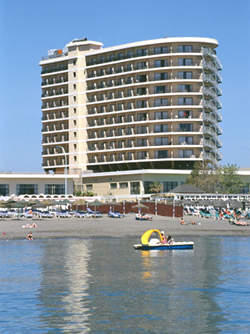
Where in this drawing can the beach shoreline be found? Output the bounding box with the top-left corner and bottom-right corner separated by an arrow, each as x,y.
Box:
0,215 -> 250,240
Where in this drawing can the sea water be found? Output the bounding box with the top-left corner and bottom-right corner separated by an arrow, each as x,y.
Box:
0,236 -> 250,334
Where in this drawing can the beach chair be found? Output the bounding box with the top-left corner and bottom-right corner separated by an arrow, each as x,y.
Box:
108,211 -> 119,218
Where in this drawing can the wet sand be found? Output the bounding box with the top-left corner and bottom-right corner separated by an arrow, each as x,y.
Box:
0,214 -> 250,240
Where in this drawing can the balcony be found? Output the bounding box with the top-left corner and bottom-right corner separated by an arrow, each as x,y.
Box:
41,65 -> 68,75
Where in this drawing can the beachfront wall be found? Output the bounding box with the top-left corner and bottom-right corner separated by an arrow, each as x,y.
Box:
72,202 -> 183,217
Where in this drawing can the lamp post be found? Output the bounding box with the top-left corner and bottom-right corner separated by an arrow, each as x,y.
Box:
56,145 -> 67,197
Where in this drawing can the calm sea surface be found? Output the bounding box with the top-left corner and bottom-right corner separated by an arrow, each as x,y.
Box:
0,236 -> 250,334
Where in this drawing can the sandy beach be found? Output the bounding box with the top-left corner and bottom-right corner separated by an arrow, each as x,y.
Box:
0,214 -> 250,240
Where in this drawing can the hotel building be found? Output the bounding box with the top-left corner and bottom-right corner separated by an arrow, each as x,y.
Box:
40,37 -> 222,176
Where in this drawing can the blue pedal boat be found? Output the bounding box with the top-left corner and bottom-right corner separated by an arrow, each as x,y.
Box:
134,229 -> 194,250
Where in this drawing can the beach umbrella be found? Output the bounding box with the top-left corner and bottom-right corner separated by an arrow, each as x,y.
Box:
110,200 -> 121,212
72,199 -> 86,211
132,203 -> 149,214
41,199 -> 56,206
32,203 -> 47,209
212,200 -> 226,208
226,200 -> 242,209
198,199 -> 211,206
89,199 -> 103,213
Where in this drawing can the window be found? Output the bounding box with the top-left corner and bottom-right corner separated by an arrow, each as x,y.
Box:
109,54 -> 115,61
45,184 -> 65,195
127,63 -> 132,71
127,152 -> 133,160
136,49 -> 147,56
127,51 -> 132,58
154,73 -> 168,81
127,127 -> 133,135
154,111 -> 168,119
137,74 -> 147,82
178,97 -> 193,105
74,156 -> 77,162
73,120 -> 76,125
91,58 -> 96,65
118,103 -> 123,111
74,144 -> 77,149
73,72 -> 76,77
117,53 -> 123,60
110,183 -> 117,189
74,132 -> 77,137
137,126 -> 147,134
74,108 -> 76,113
100,56 -> 105,63
73,84 -> 76,90
137,87 -> 147,95
119,182 -> 128,189
0,184 -> 9,196
86,184 -> 93,190
117,65 -> 122,73
154,86 -> 168,94
154,46 -> 168,54
137,62 -> 147,69
16,184 -> 38,195
73,60 -> 77,65
179,149 -> 194,158
179,124 -> 193,131
127,102 -> 132,109
178,58 -> 193,66
154,124 -> 168,132
137,151 -> 147,159
179,136 -> 194,144
144,181 -> 154,194
154,98 -> 168,106
137,113 -> 147,121
178,84 -> 193,92
155,150 -> 168,158
178,71 -> 193,79
178,110 -> 193,118
155,137 -> 168,145
117,78 -> 122,85
73,96 -> 76,102
154,59 -> 168,67
162,181 -> 178,192
137,138 -> 147,146
137,100 -> 147,108
178,45 -> 193,52
130,182 -> 140,195
127,139 -> 133,147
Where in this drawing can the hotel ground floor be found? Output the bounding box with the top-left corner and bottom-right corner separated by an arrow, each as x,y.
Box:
1,169 -> 249,201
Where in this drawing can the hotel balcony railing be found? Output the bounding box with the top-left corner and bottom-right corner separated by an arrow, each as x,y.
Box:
42,77 -> 68,86
203,139 -> 217,151
42,136 -> 69,144
41,65 -> 68,74
86,47 -> 203,66
42,147 -> 69,155
203,87 -> 218,99
203,48 -> 222,70
87,61 -> 202,78
42,100 -> 68,109
42,90 -> 68,98
42,124 -> 69,132
42,112 -> 68,121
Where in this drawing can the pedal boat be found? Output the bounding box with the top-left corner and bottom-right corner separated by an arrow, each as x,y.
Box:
134,229 -> 194,250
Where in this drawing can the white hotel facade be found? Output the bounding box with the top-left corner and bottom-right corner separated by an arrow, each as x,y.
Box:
40,37 -> 222,176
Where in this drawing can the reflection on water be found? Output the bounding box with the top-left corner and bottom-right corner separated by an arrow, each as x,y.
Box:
0,237 -> 250,333
38,239 -> 91,333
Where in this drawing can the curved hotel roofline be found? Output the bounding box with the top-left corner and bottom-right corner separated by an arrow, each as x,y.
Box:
86,37 -> 219,55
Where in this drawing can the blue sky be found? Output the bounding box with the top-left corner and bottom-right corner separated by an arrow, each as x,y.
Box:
0,0 -> 249,172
